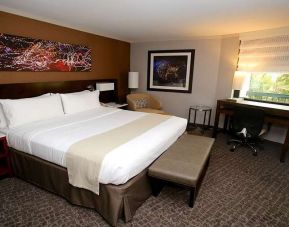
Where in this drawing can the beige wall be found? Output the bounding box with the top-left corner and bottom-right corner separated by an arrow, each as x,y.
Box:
215,37 -> 240,100
131,38 -> 222,125
130,36 -> 286,143
215,36 -> 239,128
215,36 -> 287,143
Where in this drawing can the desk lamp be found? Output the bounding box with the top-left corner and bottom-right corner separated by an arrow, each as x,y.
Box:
232,71 -> 246,98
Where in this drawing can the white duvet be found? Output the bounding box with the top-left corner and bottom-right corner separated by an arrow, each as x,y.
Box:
5,107 -> 187,185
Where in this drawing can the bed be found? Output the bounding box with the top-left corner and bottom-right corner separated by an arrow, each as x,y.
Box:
0,80 -> 187,226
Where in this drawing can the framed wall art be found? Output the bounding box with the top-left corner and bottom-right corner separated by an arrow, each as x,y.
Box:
0,33 -> 92,72
147,49 -> 195,93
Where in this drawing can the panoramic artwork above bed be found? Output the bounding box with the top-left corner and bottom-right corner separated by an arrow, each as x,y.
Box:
0,33 -> 92,72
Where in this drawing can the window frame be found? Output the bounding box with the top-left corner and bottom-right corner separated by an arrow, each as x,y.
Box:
242,72 -> 289,106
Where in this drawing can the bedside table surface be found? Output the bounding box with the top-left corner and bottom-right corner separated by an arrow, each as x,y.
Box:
104,102 -> 128,108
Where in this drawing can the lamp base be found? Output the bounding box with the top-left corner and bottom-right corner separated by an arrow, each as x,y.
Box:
233,90 -> 240,98
129,88 -> 138,94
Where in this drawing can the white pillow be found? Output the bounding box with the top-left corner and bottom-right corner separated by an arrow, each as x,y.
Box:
63,90 -> 90,95
2,94 -> 64,128
0,93 -> 51,128
60,90 -> 101,114
40,93 -> 52,97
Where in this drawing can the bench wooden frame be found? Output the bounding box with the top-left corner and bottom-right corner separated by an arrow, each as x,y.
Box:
148,134 -> 214,207
150,156 -> 210,207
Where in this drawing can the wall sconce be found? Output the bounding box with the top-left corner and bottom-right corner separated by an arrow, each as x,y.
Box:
96,82 -> 115,91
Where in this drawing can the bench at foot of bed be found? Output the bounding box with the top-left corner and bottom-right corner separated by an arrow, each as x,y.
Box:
148,134 -> 215,207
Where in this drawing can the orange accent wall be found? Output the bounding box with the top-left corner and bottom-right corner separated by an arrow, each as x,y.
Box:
0,11 -> 130,101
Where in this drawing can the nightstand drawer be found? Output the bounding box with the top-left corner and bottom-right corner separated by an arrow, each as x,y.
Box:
0,135 -> 13,178
0,164 -> 9,176
0,153 -> 7,159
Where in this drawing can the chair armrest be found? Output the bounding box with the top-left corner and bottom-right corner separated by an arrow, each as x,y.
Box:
127,97 -> 137,110
149,97 -> 162,110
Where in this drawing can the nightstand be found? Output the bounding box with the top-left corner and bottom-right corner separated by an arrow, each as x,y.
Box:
102,102 -> 128,110
0,134 -> 13,179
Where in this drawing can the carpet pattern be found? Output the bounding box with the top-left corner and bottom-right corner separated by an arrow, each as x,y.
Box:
1,134 -> 289,227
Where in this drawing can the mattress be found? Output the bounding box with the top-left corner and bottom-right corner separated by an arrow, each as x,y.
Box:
5,107 -> 187,185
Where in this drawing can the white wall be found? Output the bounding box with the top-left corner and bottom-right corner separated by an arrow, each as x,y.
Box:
131,38 -> 222,125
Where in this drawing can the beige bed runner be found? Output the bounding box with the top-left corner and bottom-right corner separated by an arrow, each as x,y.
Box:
66,113 -> 170,195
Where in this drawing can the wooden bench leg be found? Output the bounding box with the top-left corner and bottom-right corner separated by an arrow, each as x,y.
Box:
189,187 -> 196,207
189,157 -> 210,207
150,178 -> 164,196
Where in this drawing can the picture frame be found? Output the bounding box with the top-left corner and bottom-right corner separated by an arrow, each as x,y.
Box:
0,33 -> 92,72
147,49 -> 195,93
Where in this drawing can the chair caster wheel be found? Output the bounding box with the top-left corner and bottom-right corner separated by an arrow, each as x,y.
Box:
230,148 -> 235,152
253,152 -> 257,156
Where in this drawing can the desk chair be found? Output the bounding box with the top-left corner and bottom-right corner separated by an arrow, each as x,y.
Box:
228,106 -> 267,156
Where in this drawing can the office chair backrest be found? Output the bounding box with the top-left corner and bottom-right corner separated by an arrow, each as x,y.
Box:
231,106 -> 265,137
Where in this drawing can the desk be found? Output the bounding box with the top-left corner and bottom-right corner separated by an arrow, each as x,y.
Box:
213,99 -> 289,162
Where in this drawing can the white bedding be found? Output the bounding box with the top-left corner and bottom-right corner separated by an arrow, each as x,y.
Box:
5,107 -> 187,185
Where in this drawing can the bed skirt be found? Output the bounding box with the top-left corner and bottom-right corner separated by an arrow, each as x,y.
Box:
10,148 -> 152,226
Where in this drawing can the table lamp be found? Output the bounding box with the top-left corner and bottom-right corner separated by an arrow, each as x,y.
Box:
232,71 -> 246,98
128,72 -> 139,93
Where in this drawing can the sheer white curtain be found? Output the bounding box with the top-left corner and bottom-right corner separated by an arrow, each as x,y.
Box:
237,35 -> 289,72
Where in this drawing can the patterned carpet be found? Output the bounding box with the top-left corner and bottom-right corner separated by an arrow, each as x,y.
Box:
1,134 -> 289,227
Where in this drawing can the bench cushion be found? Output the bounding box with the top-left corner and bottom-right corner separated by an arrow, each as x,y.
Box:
148,134 -> 215,187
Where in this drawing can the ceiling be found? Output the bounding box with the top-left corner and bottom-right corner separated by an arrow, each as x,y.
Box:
1,0 -> 289,43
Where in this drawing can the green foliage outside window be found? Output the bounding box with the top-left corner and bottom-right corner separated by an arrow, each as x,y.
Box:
247,73 -> 289,104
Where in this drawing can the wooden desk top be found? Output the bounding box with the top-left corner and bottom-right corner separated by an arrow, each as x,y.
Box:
214,99 -> 289,162
218,99 -> 289,118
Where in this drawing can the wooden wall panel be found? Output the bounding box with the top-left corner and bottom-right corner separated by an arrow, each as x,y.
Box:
0,11 -> 130,101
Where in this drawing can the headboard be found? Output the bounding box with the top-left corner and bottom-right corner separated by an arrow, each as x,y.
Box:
0,79 -> 117,103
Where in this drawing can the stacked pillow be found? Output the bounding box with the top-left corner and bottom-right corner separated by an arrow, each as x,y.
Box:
0,93 -> 51,128
1,94 -> 64,128
0,90 -> 101,129
60,90 -> 101,114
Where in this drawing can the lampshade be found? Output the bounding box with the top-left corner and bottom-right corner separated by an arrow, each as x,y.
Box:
96,82 -> 114,91
232,71 -> 246,90
128,72 -> 139,89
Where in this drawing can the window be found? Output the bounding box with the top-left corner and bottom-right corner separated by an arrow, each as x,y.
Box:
245,72 -> 289,104
236,33 -> 289,104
